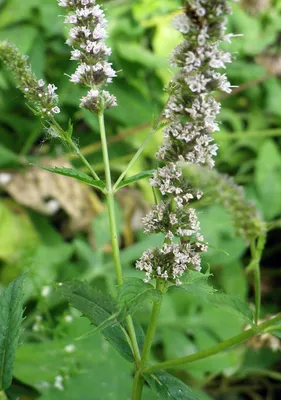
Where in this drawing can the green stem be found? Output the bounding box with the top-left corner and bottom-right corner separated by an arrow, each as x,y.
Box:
267,219 -> 281,231
144,313 -> 281,373
68,139 -> 101,181
98,111 -> 123,284
140,280 -> 164,368
113,124 -> 163,191
253,267 -> 261,325
50,117 -> 101,181
97,111 -> 141,363
244,368 -> 281,382
265,324 -> 281,332
131,280 -> 165,399
131,371 -> 145,400
249,234 -> 266,325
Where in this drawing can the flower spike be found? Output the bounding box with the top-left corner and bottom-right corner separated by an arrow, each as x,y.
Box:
136,1 -> 238,284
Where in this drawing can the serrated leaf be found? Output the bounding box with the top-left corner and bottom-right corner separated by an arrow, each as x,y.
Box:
0,275 -> 26,390
115,170 -> 154,190
82,278 -> 160,337
179,270 -> 216,297
210,293 -> 253,321
32,165 -> 105,191
181,270 -> 212,285
144,371 -> 198,399
175,270 -> 253,321
57,280 -> 134,362
118,278 -> 161,317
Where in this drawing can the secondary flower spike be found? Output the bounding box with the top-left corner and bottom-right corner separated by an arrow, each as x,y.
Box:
136,0 -> 237,284
0,41 -> 60,118
58,0 -> 117,113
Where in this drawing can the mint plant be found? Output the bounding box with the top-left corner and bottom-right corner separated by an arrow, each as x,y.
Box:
1,1 -> 281,399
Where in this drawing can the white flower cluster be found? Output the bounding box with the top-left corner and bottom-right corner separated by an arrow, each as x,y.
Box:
33,80 -> 60,116
137,0 -> 236,284
58,0 -> 117,113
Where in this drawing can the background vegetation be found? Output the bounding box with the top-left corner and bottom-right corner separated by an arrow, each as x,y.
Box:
1,0 -> 281,399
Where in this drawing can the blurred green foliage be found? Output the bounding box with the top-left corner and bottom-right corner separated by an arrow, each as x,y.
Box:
1,0 -> 281,399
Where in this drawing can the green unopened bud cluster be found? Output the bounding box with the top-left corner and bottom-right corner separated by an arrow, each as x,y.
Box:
185,164 -> 266,241
0,41 -> 60,118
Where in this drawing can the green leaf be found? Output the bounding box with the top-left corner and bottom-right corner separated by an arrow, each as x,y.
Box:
78,278 -> 159,337
57,280 -> 134,362
175,270 -> 253,322
0,144 -> 18,167
115,170 -> 154,190
14,316 -> 155,399
179,270 -> 216,297
210,293 -> 253,321
118,278 -> 161,317
32,165 -> 105,191
144,371 -> 198,399
0,275 -> 26,390
192,390 -> 214,400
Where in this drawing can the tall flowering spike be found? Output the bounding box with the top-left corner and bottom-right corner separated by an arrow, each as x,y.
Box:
0,41 -> 60,118
136,1 -> 237,285
58,0 -> 117,114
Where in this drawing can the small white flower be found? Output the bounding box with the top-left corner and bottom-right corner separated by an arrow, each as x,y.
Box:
58,0 -> 68,6
70,49 -> 81,60
47,84 -> 58,95
52,106 -> 60,114
38,79 -> 45,87
70,73 -> 80,83
196,7 -> 206,17
65,14 -> 77,24
172,14 -> 190,34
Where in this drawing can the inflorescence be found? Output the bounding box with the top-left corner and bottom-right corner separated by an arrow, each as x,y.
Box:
184,164 -> 266,242
0,41 -> 60,118
58,0 -> 117,114
136,0 -> 238,284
